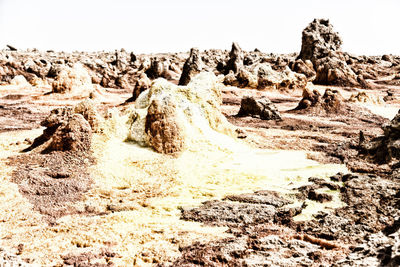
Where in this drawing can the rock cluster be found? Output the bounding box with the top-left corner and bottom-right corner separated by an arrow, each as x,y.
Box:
0,49 -> 183,91
348,91 -> 382,104
294,87 -> 345,114
1,40 -> 398,97
237,96 -> 282,120
221,43 -> 307,90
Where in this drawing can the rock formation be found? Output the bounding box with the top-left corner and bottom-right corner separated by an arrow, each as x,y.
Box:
178,48 -> 204,85
360,109 -> 400,163
225,42 -> 244,74
237,96 -> 282,120
294,87 -> 345,114
126,72 -> 239,154
10,75 -> 31,88
256,64 -> 307,90
131,72 -> 152,102
46,113 -> 92,152
145,57 -> 170,79
336,220 -> 400,266
298,19 -> 342,64
348,91 -> 382,104
145,97 -> 186,154
25,107 -> 92,153
224,62 -> 307,91
297,19 -> 361,87
0,46 -> 397,93
73,99 -> 103,132
52,63 -> 93,94
314,56 -> 358,87
290,59 -> 316,80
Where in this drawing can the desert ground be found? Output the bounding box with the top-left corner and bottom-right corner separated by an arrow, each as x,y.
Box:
1,19 -> 400,266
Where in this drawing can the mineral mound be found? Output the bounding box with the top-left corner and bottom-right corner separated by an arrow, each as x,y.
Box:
126,72 -> 239,154
52,63 -> 93,94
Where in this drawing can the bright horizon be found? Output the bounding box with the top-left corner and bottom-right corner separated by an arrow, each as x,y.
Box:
0,0 -> 399,55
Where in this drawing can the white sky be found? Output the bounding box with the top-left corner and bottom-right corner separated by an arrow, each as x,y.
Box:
0,0 -> 399,55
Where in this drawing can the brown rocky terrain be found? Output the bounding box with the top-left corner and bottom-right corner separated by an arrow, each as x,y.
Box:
1,19 -> 400,266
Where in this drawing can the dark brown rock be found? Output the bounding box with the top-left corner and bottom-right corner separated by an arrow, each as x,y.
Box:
237,96 -> 282,120
225,42 -> 244,75
131,72 -> 151,101
298,19 -> 342,64
145,57 -> 170,79
178,48 -> 204,86
298,19 -> 361,87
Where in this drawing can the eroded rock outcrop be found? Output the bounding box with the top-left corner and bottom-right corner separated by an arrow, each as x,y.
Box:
297,19 -> 361,87
348,91 -> 382,104
336,225 -> 400,266
314,56 -> 358,87
178,48 -> 204,86
73,99 -> 103,132
360,109 -> 400,163
290,59 -> 316,80
256,64 -> 307,90
298,19 -> 342,63
237,96 -> 282,120
46,113 -> 92,152
10,75 -> 31,88
145,57 -> 171,79
225,42 -> 244,75
131,72 -> 152,102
